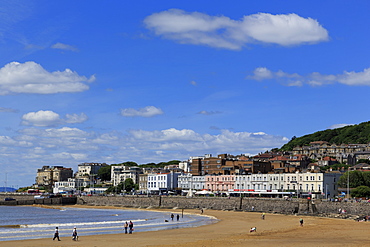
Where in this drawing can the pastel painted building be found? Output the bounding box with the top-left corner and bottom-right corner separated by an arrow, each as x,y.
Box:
205,174 -> 235,192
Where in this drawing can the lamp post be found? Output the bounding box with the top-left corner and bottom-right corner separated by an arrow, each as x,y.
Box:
347,168 -> 350,199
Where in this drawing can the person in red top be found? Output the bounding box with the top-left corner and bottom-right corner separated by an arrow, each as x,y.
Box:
129,221 -> 134,234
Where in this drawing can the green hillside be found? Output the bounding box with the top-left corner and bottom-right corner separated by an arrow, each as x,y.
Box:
281,121 -> 370,151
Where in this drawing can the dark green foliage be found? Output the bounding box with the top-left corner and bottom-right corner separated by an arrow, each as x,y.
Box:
351,186 -> 370,198
106,178 -> 139,194
338,171 -> 370,188
139,160 -> 180,168
111,161 -> 138,167
281,121 -> 370,151
357,159 -> 370,164
97,165 -> 112,181
320,163 -> 350,171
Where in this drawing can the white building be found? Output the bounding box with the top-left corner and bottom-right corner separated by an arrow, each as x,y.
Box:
111,166 -> 141,186
233,172 -> 342,198
178,173 -> 205,190
76,163 -> 108,177
53,178 -> 91,194
147,172 -> 181,193
179,161 -> 191,173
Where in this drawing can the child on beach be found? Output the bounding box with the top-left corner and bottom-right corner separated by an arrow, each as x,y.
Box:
250,227 -> 257,233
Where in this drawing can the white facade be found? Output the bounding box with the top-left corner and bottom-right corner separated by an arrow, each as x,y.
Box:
53,178 -> 90,194
233,172 -> 342,198
179,161 -> 190,173
147,172 -> 180,193
178,174 -> 205,190
77,163 -> 108,176
111,166 -> 141,186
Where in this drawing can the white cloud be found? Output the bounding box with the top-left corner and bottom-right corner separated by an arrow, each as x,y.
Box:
22,110 -> 61,127
198,110 -> 222,115
0,61 -> 95,94
328,123 -> 353,129
247,67 -> 370,87
144,9 -> 329,50
51,42 -> 78,52
120,106 -> 164,117
22,110 -> 88,127
5,126 -> 288,186
65,113 -> 88,124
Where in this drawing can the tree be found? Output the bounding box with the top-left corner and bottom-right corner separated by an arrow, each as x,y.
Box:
362,171 -> 370,187
338,171 -> 365,188
357,159 -> 370,164
97,165 -> 112,181
351,186 -> 370,198
124,178 -> 135,192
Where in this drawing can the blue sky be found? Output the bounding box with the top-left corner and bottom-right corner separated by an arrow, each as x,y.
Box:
1,1 -> 369,187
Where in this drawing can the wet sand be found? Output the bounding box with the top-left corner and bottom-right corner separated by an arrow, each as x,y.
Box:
2,205 -> 369,247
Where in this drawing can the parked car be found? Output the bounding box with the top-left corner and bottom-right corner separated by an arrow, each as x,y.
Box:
4,197 -> 15,201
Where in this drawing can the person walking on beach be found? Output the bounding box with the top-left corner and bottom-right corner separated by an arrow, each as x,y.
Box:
53,227 -> 61,241
177,214 -> 180,221
171,213 -> 174,221
129,221 -> 134,234
72,227 -> 78,241
261,213 -> 265,220
300,218 -> 304,227
124,221 -> 128,234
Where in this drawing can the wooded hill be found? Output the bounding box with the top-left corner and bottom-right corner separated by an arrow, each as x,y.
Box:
281,121 -> 370,151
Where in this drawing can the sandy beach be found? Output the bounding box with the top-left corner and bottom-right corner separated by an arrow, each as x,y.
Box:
2,205 -> 369,247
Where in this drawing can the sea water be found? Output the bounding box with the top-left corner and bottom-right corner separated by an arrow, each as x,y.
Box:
0,206 -> 217,241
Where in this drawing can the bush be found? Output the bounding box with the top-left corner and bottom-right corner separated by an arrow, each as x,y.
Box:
351,186 -> 370,198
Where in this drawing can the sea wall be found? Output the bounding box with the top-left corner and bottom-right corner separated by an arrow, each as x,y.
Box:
1,193 -> 369,217
77,196 -> 298,214
0,194 -> 76,206
77,196 -> 370,216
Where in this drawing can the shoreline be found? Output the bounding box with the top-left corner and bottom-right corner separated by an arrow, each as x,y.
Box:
2,205 -> 370,247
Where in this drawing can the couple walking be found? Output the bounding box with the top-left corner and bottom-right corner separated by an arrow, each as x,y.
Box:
124,221 -> 134,234
52,226 -> 78,241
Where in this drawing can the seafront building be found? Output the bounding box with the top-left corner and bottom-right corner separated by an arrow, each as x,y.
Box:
111,165 -> 142,186
35,166 -> 73,190
35,141 -> 368,197
178,173 -> 206,191
147,172 -> 181,194
53,178 -> 91,194
176,172 -> 342,199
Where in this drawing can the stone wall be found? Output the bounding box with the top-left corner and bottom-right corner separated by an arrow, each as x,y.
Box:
77,196 -> 298,214
2,193 -> 370,217
0,194 -> 76,206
